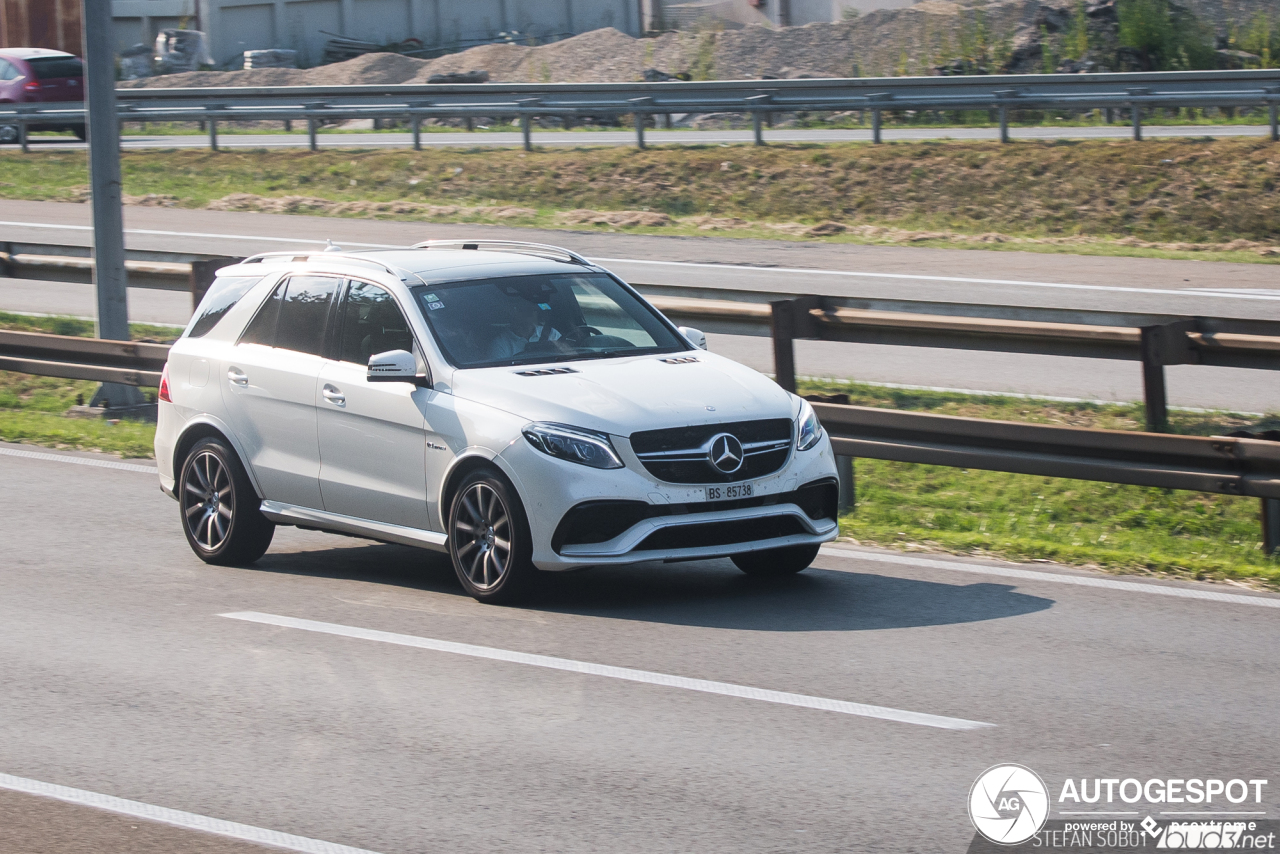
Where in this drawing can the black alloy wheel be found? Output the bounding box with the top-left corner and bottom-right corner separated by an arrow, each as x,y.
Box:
448,468 -> 536,604
178,437 -> 274,565
731,543 -> 820,577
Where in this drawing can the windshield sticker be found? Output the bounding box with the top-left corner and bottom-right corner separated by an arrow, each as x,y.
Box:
424,293 -> 439,302
427,301 -> 445,311
538,303 -> 551,310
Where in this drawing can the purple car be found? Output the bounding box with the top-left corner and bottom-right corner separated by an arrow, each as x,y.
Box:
0,47 -> 86,144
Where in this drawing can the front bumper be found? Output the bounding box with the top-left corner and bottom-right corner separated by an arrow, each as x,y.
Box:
500,430 -> 840,571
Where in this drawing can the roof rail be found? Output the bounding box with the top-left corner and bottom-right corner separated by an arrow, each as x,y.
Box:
239,250 -> 407,278
410,239 -> 591,266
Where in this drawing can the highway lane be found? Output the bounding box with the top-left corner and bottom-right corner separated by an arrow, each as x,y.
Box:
14,122 -> 1275,151
1,444 -> 1277,852
3,201 -> 1279,410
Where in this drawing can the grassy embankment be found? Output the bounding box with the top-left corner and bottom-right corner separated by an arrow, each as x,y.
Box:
1,139 -> 1278,262
2,310 -> 1276,586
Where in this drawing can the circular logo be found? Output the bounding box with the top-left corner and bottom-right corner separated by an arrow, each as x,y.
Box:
707,433 -> 744,474
968,764 -> 1049,846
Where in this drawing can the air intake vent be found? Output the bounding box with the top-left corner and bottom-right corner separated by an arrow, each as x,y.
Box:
660,357 -> 700,364
514,367 -> 579,376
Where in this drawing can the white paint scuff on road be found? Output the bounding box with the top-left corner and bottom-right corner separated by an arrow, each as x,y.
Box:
0,446 -> 156,474
0,772 -> 385,854
221,611 -> 995,731
4,220 -> 1280,304
820,546 -> 1280,609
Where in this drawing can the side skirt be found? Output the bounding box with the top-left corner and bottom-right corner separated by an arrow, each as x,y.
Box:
258,500 -> 449,552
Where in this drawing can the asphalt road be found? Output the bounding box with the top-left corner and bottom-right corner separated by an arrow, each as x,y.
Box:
3,200 -> 1279,411
1,443 -> 1277,853
14,122 -> 1276,151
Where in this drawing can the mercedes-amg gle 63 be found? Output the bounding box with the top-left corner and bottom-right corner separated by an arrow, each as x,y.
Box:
155,241 -> 839,602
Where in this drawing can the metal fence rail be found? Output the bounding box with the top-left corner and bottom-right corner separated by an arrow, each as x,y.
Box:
0,329 -> 166,386
2,68 -> 1279,151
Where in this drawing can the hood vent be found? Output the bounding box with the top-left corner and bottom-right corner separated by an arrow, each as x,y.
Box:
514,366 -> 579,376
660,356 -> 700,364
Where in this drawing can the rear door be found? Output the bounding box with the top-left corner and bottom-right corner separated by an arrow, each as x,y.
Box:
220,274 -> 340,510
24,55 -> 84,102
316,279 -> 439,530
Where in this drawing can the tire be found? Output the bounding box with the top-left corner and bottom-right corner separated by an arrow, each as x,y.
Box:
731,544 -> 820,577
178,437 -> 274,566
448,467 -> 537,604
0,125 -> 17,145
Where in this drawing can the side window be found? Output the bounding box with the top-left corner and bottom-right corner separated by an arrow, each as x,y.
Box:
275,276 -> 340,356
187,276 -> 264,339
0,61 -> 17,81
337,280 -> 415,364
239,280 -> 284,346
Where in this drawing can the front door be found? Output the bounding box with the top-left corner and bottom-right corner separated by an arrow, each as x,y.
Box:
219,275 -> 340,509
317,279 -> 445,530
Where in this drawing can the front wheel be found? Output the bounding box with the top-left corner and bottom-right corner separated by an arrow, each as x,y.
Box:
448,468 -> 537,604
731,544 -> 820,577
178,437 -> 274,565
0,125 -> 18,145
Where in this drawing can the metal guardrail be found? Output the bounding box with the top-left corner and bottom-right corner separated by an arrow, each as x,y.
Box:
7,240 -> 1280,433
2,69 -> 1278,151
0,329 -> 166,386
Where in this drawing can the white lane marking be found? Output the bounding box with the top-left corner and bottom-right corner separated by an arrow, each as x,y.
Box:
3,221 -> 1279,303
819,546 -> 1280,609
221,611 -> 994,730
0,772 -> 384,854
0,446 -> 156,474
596,257 -> 1280,302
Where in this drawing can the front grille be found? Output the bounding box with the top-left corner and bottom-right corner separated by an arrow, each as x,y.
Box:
629,418 -> 792,484
552,479 -> 835,553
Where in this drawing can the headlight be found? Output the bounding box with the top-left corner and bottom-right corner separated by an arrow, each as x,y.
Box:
796,398 -> 823,451
522,422 -> 624,469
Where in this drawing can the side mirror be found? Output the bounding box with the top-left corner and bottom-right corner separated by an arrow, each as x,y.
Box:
678,326 -> 708,350
368,349 -> 430,386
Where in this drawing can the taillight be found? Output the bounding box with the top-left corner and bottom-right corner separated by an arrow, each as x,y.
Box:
158,364 -> 172,403
22,81 -> 39,92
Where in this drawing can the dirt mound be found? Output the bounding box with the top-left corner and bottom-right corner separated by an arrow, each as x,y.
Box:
557,208 -> 675,227
204,193 -> 535,221
121,51 -> 432,89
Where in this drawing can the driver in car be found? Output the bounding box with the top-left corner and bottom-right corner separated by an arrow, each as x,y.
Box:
487,297 -> 562,361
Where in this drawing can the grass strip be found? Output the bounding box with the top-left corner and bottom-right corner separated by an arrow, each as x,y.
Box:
797,379 -> 1280,589
1,139 -> 1278,262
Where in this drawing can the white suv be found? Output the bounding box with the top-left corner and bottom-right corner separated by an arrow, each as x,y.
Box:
156,241 -> 839,602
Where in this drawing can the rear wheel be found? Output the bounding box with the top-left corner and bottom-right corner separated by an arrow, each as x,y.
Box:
0,125 -> 18,145
731,544 -> 820,577
178,437 -> 274,565
448,468 -> 536,604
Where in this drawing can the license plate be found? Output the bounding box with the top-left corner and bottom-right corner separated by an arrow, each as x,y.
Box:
706,482 -> 753,501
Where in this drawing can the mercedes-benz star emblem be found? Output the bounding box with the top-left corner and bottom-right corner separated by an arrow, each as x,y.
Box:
708,433 -> 745,474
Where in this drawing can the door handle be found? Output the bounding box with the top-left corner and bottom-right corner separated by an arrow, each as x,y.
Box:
227,368 -> 248,387
322,384 -> 346,407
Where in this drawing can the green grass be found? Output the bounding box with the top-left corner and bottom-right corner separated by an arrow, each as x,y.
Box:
798,379 -> 1280,588
1,140 -> 1278,259
0,311 -> 182,343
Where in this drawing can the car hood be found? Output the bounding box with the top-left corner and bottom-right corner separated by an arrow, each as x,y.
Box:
451,351 -> 796,437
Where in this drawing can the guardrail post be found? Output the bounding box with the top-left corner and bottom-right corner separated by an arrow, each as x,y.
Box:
836,455 -> 855,513
1127,89 -> 1149,142
630,96 -> 653,150
998,105 -> 1010,143
871,109 -> 881,143
307,118 -> 317,150
1268,89 -> 1279,142
1140,320 -> 1197,433
17,117 -> 27,153
746,93 -> 771,146
1263,498 -> 1280,556
412,117 -> 422,150
206,105 -> 221,152
521,114 -> 532,151
771,299 -> 798,393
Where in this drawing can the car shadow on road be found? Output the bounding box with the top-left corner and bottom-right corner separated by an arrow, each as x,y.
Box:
251,542 -> 1053,632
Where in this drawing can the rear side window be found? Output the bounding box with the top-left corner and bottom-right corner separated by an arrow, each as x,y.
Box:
275,276 -> 339,356
187,276 -> 263,339
26,56 -> 83,80
0,60 -> 18,81
239,281 -> 284,346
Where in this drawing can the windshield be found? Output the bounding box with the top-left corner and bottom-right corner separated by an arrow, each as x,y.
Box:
412,272 -> 684,368
26,56 -> 83,80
